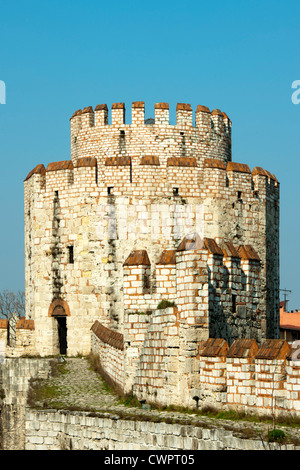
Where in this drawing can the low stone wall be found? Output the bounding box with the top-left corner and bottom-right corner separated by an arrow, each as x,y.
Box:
91,321 -> 125,389
0,358 -> 52,450
24,408 -> 298,451
0,318 -> 37,357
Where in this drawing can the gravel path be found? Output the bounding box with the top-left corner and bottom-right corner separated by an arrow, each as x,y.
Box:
33,357 -> 123,411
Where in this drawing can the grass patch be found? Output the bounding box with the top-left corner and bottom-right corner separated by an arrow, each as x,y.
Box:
267,429 -> 286,444
27,358 -> 68,408
27,377 -> 61,408
157,300 -> 176,310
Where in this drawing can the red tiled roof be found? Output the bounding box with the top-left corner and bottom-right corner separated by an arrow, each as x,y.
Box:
167,157 -> 197,167
280,310 -> 300,331
255,339 -> 290,360
203,238 -> 224,256
226,162 -> 251,174
74,157 -> 97,168
140,155 -> 160,166
123,250 -> 151,266
238,245 -> 260,261
24,163 -> 46,181
204,158 -> 226,170
227,338 -> 259,358
177,233 -> 204,251
46,161 -> 73,172
200,338 -> 229,357
105,156 -> 131,166
0,319 -> 8,329
16,317 -> 35,330
157,250 -> 177,265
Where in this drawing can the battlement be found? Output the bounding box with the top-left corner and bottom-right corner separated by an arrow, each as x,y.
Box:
24,99 -> 279,202
69,100 -> 232,166
70,101 -> 232,131
24,155 -> 279,203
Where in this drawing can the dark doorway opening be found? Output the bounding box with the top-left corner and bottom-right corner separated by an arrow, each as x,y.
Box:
56,316 -> 67,355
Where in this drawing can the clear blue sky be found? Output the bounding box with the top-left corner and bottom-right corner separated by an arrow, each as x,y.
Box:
0,0 -> 299,310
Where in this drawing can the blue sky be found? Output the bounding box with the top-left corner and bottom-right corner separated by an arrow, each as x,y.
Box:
0,0 -> 299,310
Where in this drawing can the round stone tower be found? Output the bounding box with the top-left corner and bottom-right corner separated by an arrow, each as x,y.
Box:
24,101 -> 279,356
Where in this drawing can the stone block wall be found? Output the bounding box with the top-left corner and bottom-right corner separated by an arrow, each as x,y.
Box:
0,318 -> 37,357
0,358 -> 51,450
196,338 -> 300,417
91,321 -> 124,390
91,319 -> 300,418
24,408 -> 300,450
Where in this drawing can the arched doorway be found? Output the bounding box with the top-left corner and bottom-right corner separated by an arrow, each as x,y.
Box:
48,299 -> 70,355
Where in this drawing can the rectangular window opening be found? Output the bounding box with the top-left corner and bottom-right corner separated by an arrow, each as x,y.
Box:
107,186 -> 114,195
173,187 -> 179,195
67,245 -> 74,264
232,294 -> 237,313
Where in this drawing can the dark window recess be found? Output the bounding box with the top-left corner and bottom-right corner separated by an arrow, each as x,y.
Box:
130,159 -> 132,183
173,187 -> 179,195
107,186 -> 114,195
237,191 -> 242,199
143,273 -> 150,291
232,294 -> 237,313
67,246 -> 74,264
54,190 -> 59,198
120,130 -> 125,138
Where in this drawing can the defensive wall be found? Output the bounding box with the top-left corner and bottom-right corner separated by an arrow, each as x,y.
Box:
90,314 -> 300,419
0,356 -> 299,450
24,408 -> 299,450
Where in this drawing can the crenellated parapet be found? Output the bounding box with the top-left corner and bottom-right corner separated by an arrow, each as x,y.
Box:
24,100 -> 278,205
69,100 -> 232,165
24,154 -> 279,205
122,236 -> 262,342
70,100 -> 231,130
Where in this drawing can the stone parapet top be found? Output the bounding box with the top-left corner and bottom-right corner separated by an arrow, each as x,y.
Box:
123,250 -> 151,266
200,338 -> 292,360
24,158 -> 278,186
227,162 -> 251,174
46,161 -> 73,172
74,157 -> 97,168
91,320 -> 124,350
